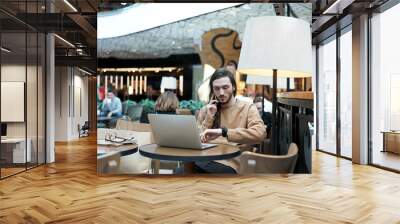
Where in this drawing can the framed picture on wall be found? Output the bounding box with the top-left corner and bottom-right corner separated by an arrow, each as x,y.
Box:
1,81 -> 25,122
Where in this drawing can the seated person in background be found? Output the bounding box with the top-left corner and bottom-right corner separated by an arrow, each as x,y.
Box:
100,91 -> 123,118
253,96 -> 272,134
226,60 -> 238,76
226,60 -> 253,104
196,68 -> 266,174
140,91 -> 179,123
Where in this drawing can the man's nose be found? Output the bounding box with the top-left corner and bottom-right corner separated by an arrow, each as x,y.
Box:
218,89 -> 225,95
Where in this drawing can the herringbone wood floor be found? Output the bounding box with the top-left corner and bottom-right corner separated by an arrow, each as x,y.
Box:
1,135 -> 400,223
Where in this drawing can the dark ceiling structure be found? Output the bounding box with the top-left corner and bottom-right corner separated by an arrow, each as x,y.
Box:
311,0 -> 390,44
0,0 -> 97,73
1,0 -> 394,74
98,0 -> 134,11
251,0 -> 391,44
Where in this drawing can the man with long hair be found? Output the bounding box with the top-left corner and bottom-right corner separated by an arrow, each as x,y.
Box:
196,68 -> 266,174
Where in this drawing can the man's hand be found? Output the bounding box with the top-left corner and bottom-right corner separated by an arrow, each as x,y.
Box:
107,112 -> 113,118
206,100 -> 218,117
200,129 -> 222,143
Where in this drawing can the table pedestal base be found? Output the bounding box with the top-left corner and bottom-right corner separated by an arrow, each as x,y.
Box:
183,162 -> 195,174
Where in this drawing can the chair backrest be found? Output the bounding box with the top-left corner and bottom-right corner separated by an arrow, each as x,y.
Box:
115,119 -> 154,145
122,101 -> 137,115
82,121 -> 90,130
116,119 -> 152,132
287,143 -> 298,157
127,104 -> 143,121
122,102 -> 128,115
239,143 -> 299,174
176,108 -> 192,115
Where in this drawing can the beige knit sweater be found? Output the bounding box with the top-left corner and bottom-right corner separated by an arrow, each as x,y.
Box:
197,99 -> 266,172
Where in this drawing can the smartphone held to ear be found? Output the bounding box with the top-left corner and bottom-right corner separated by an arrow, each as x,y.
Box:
214,101 -> 222,109
211,95 -> 222,109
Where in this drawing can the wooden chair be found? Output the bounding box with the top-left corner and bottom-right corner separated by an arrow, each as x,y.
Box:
239,143 -> 298,174
122,101 -> 137,115
127,104 -> 143,121
116,119 -> 152,132
78,121 -> 90,138
176,109 -> 192,115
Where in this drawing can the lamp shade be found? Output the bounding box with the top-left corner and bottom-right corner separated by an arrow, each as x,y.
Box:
160,76 -> 177,93
246,74 -> 294,88
203,64 -> 215,81
238,16 -> 312,78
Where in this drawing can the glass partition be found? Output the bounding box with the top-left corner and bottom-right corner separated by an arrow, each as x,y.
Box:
339,28 -> 352,158
27,31 -> 38,169
0,20 -> 28,178
0,1 -> 46,179
317,36 -> 337,155
370,3 -> 400,171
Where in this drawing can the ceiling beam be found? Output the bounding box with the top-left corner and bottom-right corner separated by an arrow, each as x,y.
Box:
322,0 -> 356,14
98,54 -> 201,68
55,55 -> 96,70
67,13 -> 97,42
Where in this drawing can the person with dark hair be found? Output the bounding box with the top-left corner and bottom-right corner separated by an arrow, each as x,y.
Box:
226,60 -> 238,76
253,96 -> 272,133
196,68 -> 266,174
100,91 -> 122,118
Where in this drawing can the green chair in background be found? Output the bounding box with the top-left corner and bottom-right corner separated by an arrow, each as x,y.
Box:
122,100 -> 137,115
127,104 -> 143,122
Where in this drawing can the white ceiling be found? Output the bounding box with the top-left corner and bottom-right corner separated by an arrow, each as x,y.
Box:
97,3 -> 242,39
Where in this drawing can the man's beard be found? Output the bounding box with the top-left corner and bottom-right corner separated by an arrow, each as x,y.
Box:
219,94 -> 233,105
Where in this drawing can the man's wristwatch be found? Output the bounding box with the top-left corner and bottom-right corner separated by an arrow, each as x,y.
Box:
221,127 -> 228,138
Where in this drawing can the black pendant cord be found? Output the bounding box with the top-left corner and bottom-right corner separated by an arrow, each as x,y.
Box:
287,78 -> 290,91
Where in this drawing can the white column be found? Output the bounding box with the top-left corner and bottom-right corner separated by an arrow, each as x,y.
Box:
135,76 -> 138,95
144,76 -> 147,92
139,76 -> 143,95
352,14 -> 369,164
46,33 -> 55,163
179,75 -> 183,96
110,75 -> 114,89
105,75 -> 108,94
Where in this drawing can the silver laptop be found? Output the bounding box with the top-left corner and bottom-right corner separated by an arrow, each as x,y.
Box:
148,114 -> 217,150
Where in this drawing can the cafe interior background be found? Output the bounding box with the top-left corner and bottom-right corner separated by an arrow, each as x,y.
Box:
96,3 -> 313,175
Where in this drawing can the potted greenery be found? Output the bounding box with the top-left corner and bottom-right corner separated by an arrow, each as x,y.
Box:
140,99 -> 156,113
179,100 -> 204,114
